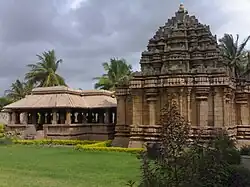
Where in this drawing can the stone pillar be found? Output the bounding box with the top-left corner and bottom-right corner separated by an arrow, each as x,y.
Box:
104,109 -> 110,124
214,88 -> 224,127
113,88 -> 131,148
208,90 -> 214,126
240,102 -> 248,125
223,89 -> 231,127
22,112 -> 28,125
52,110 -> 57,125
65,110 -> 71,125
117,96 -> 126,125
187,88 -> 192,124
132,90 -> 143,127
196,88 -> 209,127
11,112 -> 16,124
179,88 -> 184,116
147,97 -> 157,125
74,113 -> 78,123
7,112 -> 12,124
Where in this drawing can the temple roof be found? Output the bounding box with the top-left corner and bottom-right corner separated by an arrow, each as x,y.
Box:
4,86 -> 117,110
138,4 -> 224,76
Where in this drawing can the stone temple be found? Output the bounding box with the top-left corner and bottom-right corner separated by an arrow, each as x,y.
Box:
2,4 -> 250,148
114,4 -> 250,148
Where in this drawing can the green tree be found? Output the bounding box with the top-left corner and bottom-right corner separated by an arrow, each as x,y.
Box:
0,96 -> 12,110
4,79 -> 33,102
94,58 -> 132,91
25,50 -> 67,87
219,34 -> 250,78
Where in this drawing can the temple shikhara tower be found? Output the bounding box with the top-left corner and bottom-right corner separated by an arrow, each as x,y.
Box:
114,4 -> 250,148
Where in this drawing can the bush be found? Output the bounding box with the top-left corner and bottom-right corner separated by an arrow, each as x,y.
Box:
228,165 -> 250,187
0,124 -> 4,138
211,131 -> 241,165
13,139 -> 100,146
82,140 -> 112,148
74,144 -> 144,154
225,148 -> 241,165
240,145 -> 250,155
0,124 -> 12,145
136,101 -> 243,187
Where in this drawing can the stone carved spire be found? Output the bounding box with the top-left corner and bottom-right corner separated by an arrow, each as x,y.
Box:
139,4 -> 225,76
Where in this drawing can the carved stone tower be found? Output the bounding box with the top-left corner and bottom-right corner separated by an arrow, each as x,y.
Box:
114,4 -> 250,148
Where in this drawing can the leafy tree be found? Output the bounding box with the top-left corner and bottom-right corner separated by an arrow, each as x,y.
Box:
4,79 -> 33,102
94,58 -> 132,91
136,100 -> 242,187
0,96 -> 12,110
219,34 -> 250,78
25,49 -> 67,87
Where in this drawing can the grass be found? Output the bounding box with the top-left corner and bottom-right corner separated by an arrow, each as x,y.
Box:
0,145 -> 140,187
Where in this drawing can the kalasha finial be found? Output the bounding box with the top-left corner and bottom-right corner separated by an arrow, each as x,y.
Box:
179,3 -> 184,11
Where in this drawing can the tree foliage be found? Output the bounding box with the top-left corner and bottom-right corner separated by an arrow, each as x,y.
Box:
137,100 -> 245,187
93,58 -> 132,91
4,79 -> 33,102
0,96 -> 12,110
25,49 -> 67,87
219,33 -> 250,78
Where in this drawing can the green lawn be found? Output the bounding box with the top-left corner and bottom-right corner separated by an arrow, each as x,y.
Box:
0,145 -> 140,187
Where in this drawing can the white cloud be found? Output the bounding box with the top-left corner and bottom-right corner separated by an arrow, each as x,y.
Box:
0,0 -> 250,94
213,0 -> 250,48
70,0 -> 85,9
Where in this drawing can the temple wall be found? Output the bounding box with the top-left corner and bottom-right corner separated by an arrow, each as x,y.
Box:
0,111 -> 9,125
112,89 -> 133,147
113,84 -> 250,148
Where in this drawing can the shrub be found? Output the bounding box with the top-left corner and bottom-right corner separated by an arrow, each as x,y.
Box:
240,145 -> 250,155
225,148 -> 241,165
74,144 -> 144,154
82,140 -> 112,148
0,124 -> 4,138
13,139 -> 99,146
0,124 -> 13,145
137,101 -> 239,187
228,165 -> 250,187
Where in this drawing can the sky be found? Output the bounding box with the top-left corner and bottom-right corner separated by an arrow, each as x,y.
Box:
0,0 -> 249,95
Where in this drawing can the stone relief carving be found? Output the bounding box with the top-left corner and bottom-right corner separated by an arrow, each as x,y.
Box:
142,64 -> 155,76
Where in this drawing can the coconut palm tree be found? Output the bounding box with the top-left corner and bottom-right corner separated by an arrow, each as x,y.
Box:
93,58 -> 133,91
241,51 -> 250,78
25,50 -> 67,87
219,34 -> 250,78
4,79 -> 33,102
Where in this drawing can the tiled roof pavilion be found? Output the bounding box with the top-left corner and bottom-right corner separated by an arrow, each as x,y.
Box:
4,86 -> 117,110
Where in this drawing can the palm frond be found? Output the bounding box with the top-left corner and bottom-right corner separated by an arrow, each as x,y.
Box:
25,49 -> 66,87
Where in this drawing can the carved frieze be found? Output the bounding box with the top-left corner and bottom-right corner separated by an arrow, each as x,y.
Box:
195,87 -> 210,100
141,64 -> 155,76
